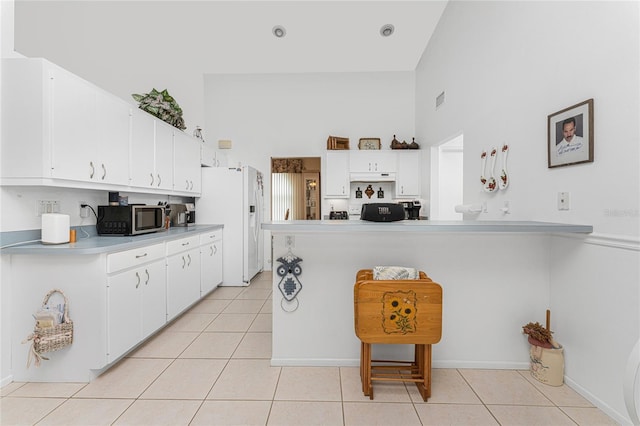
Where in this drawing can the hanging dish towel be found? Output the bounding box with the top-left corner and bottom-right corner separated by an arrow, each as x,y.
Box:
373,266 -> 419,280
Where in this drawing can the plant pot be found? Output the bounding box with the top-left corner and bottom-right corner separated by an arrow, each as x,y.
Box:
529,343 -> 564,386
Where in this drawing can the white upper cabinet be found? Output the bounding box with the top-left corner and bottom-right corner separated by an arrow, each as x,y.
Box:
349,151 -> 396,173
1,58 -> 130,188
95,92 -> 131,185
396,151 -> 421,197
325,151 -> 350,198
130,109 -> 173,191
173,128 -> 202,195
1,57 -> 200,197
154,122 -> 175,191
130,108 -> 156,188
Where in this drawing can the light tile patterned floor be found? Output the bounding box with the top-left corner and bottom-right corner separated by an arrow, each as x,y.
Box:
0,272 -> 618,425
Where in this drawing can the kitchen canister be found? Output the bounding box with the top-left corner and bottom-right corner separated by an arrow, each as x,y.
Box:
41,213 -> 70,244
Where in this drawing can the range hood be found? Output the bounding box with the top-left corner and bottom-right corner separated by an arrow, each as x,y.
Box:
349,172 -> 396,182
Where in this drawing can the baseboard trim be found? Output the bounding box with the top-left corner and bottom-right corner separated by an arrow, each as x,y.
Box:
564,376 -> 633,426
0,374 -> 14,388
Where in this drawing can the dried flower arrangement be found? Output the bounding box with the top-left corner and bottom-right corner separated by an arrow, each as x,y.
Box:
132,88 -> 186,130
522,321 -> 553,348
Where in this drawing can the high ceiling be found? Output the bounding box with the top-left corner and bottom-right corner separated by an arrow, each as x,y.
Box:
14,1 -> 448,74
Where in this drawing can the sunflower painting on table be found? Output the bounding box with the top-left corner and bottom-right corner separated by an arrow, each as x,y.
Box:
382,290 -> 417,334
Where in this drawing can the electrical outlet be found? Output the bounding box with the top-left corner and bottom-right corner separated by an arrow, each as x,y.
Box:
285,235 -> 295,248
558,192 -> 570,210
79,202 -> 89,218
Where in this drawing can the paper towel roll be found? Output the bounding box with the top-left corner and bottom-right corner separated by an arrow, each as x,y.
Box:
454,204 -> 482,214
42,213 -> 70,244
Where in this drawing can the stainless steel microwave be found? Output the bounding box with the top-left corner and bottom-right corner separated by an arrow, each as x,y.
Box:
97,205 -> 165,236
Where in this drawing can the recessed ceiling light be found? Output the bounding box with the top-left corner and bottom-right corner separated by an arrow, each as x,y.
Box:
380,24 -> 395,37
272,25 -> 286,38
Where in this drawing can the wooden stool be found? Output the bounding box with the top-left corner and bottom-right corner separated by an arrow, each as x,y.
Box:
354,269 -> 442,401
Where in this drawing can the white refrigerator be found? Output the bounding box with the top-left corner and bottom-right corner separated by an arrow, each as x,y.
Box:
198,166 -> 264,286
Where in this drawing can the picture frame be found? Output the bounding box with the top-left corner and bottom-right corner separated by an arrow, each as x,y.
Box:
358,138 -> 381,150
547,99 -> 594,168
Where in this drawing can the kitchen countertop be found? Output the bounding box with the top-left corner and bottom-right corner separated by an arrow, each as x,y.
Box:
2,224 -> 223,255
262,220 -> 593,233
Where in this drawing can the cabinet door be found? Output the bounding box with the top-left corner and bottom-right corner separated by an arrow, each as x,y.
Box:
350,151 -> 396,173
155,122 -> 174,191
166,247 -> 201,320
325,152 -> 349,198
396,152 -> 421,197
201,241 -> 222,295
173,130 -> 201,194
107,269 -> 142,363
49,66 -> 99,182
141,260 -> 167,338
130,109 -> 156,188
96,93 -> 130,185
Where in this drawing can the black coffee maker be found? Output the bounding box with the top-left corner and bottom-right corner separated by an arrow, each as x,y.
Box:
401,200 -> 422,220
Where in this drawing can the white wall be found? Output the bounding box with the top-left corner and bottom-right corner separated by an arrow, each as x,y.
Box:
203,72 -> 416,220
415,1 -> 639,423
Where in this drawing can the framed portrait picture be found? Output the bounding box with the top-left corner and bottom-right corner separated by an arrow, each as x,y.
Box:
548,99 -> 594,168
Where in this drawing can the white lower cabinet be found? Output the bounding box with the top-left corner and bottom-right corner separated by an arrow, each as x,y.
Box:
8,228 -> 221,382
106,243 -> 166,363
166,235 -> 201,320
200,230 -> 223,295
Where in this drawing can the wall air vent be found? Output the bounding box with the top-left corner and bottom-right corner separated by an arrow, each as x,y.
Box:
436,91 -> 445,109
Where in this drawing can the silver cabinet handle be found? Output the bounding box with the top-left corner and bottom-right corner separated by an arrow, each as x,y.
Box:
214,244 -> 218,255
89,161 -> 95,179
187,254 -> 192,266
182,255 -> 186,269
101,163 -> 106,180
190,181 -> 194,190
145,269 -> 150,285
135,253 -> 148,259
150,173 -> 154,186
135,272 -> 141,288
182,242 -> 190,247
186,179 -> 189,190
157,174 -> 161,187
209,246 -> 214,256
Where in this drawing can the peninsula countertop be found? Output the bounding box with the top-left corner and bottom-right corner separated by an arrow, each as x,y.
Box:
2,224 -> 224,256
262,220 -> 593,234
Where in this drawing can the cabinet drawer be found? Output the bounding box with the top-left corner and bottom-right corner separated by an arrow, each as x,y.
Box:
199,230 -> 222,245
166,235 -> 200,256
107,243 -> 165,273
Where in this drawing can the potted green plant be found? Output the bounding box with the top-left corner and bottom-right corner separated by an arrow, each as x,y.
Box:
132,88 -> 186,130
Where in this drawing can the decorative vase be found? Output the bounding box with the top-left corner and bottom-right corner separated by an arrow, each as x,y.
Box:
529,343 -> 564,386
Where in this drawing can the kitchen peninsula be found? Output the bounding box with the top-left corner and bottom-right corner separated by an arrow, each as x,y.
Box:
262,220 -> 592,369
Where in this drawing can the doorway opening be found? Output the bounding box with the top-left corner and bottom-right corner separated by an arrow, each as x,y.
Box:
271,157 -> 321,220
430,134 -> 463,220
